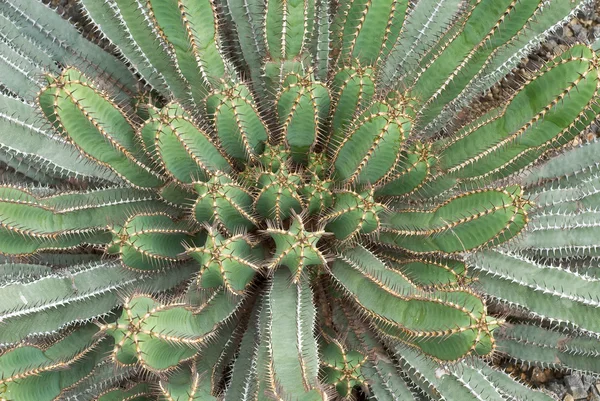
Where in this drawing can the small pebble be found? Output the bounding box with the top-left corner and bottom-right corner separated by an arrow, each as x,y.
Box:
571,22 -> 583,35
582,375 -> 595,392
564,375 -> 588,400
548,381 -> 567,399
531,367 -> 548,384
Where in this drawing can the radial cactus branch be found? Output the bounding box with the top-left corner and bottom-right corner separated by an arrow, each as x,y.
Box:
379,186 -> 530,254
186,227 -> 262,293
265,214 -> 328,281
496,324 -> 600,375
0,324 -> 110,401
0,260 -> 198,346
330,245 -> 496,361
100,291 -> 242,372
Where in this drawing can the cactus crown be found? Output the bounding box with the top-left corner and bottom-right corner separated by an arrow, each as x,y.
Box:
1,0 -> 600,400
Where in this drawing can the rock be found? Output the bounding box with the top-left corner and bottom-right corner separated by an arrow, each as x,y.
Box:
570,22 -> 583,35
565,27 -> 574,38
543,368 -> 555,382
582,375 -> 595,392
563,394 -> 574,401
590,393 -> 600,401
531,367 -> 548,384
576,31 -> 588,43
548,381 -> 567,399
564,375 -> 588,400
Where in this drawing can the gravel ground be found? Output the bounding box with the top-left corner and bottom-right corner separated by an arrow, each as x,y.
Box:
37,1 -> 600,400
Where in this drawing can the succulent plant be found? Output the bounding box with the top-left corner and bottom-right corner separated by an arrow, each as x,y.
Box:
1,0 -> 600,400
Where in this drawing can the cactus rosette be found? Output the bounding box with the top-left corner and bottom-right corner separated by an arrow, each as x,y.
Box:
1,0 -> 600,400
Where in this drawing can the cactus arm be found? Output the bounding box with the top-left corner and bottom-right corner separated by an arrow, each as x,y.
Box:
0,261 -> 198,346
327,66 -> 376,151
0,186 -> 175,255
330,100 -> 410,184
410,0 -> 543,128
0,205 -> 109,256
0,324 -> 111,401
187,229 -> 260,294
392,344 -> 476,401
38,69 -> 164,188
523,139 -> 600,212
469,249 -> 600,336
179,0 -> 228,84
472,360 -> 555,401
384,254 -> 468,289
379,186 -> 529,254
101,291 -> 243,372
109,0 -> 192,105
250,293 -> 275,401
496,324 -> 600,375
146,0 -> 216,103
143,103 -> 234,184
254,168 -> 304,221
0,11 -> 56,74
328,301 -> 417,400
380,0 -> 463,90
158,364 -> 216,401
265,0 -> 315,62
0,93 -> 118,184
205,83 -> 268,163
219,0 -> 268,101
0,0 -> 136,101
0,35 -> 44,99
423,0 -> 592,135
521,140 -> 600,215
529,172 -> 600,213
311,0 -> 331,81
266,215 -> 327,281
108,213 -> 194,272
0,152 -> 62,187
513,209 -> 600,258
188,321 -> 239,401
432,45 -> 599,186
373,143 -> 436,198
347,0 -> 401,66
522,139 -> 600,186
0,262 -> 51,287
332,0 -> 407,68
223,317 -> 258,400
260,270 -> 321,399
390,344 -> 554,401
329,246 -> 493,361
193,174 -> 258,234
372,0 -> 408,68
76,0 -> 171,95
276,75 -> 330,164
94,382 -> 154,401
323,189 -> 383,240
22,253 -> 102,268
58,360 -> 137,401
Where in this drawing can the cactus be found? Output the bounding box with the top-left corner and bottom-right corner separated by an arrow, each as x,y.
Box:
1,0 -> 600,400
